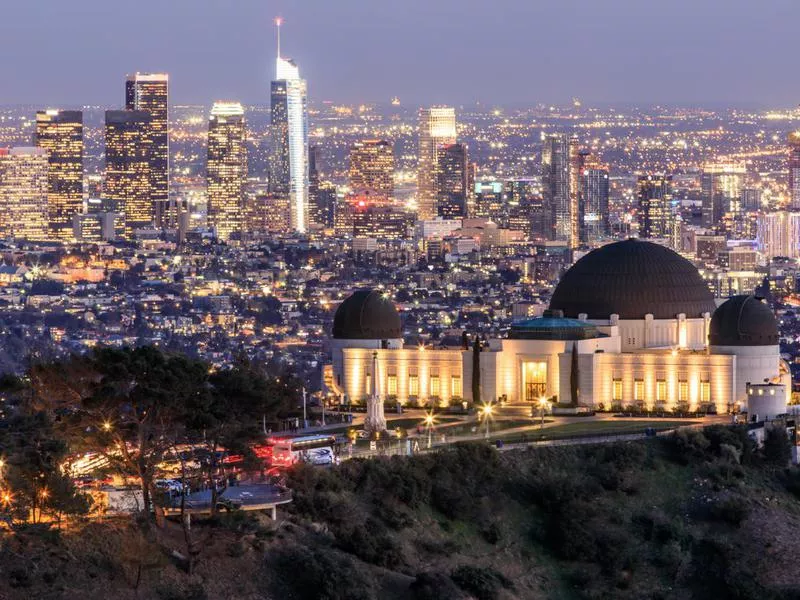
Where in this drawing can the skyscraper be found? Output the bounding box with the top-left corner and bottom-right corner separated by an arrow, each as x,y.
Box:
417,107 -> 456,220
541,133 -> 573,245
700,161 -> 745,231
349,140 -> 394,199
582,166 -> 610,244
0,148 -> 49,240
34,110 -> 83,241
638,174 -> 673,239
125,73 -> 169,228
757,211 -> 800,259
435,143 -> 469,218
307,145 -> 335,229
270,20 -> 309,233
207,102 -> 246,242
789,132 -> 800,210
105,110 -> 152,239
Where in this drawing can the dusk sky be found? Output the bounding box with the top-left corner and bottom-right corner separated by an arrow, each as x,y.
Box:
2,0 -> 799,107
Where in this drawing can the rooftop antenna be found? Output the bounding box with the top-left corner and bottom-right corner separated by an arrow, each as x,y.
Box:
275,17 -> 282,59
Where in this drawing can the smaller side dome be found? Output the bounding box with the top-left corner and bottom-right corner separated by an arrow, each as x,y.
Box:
709,295 -> 779,346
332,289 -> 402,340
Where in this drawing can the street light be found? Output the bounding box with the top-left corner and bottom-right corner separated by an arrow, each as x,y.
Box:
102,421 -> 112,432
423,412 -> 436,449
538,396 -> 549,429
480,403 -> 494,439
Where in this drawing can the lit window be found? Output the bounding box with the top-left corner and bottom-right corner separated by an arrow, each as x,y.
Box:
770,389 -> 775,396
451,376 -> 462,398
634,379 -> 644,401
678,380 -> 689,402
700,381 -> 710,403
430,376 -> 440,397
656,379 -> 667,402
365,373 -> 371,396
612,378 -> 623,401
408,375 -> 419,397
387,375 -> 397,396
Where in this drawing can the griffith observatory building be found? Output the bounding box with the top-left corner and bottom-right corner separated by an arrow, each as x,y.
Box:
328,239 -> 788,414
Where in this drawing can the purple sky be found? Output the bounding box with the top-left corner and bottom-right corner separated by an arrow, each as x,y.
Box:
2,0 -> 799,107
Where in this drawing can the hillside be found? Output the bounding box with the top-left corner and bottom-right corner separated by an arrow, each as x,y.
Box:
3,425 -> 800,599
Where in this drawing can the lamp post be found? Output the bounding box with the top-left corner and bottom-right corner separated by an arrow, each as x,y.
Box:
423,412 -> 436,449
302,387 -> 307,429
481,403 -> 494,439
538,396 -> 548,429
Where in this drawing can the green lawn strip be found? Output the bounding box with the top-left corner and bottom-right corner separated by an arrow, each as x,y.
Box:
490,420 -> 696,443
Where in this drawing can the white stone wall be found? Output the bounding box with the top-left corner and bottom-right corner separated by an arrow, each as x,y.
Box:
709,344 -> 781,406
593,351 -> 736,412
586,315 -> 709,351
339,346 -> 464,406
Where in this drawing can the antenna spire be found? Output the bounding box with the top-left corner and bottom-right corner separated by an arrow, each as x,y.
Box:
275,17 -> 282,59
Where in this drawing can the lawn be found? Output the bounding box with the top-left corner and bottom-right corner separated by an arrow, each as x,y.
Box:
493,419 -> 697,443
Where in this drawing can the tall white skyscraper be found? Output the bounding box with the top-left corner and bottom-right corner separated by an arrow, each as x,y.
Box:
270,19 -> 309,233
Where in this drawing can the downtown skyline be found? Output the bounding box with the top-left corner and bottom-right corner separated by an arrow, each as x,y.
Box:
1,0 -> 799,107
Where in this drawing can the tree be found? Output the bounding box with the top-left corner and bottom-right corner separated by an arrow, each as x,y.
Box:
0,412 -> 90,526
31,347 -> 212,523
763,426 -> 792,466
182,362 -> 293,515
570,343 -> 580,407
471,335 -> 481,405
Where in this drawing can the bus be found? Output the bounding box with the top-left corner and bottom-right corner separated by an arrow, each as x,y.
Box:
270,434 -> 337,467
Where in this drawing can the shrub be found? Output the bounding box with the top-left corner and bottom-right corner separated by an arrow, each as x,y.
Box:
410,572 -> 468,600
704,425 -> 755,465
708,495 -> 750,526
763,426 -> 792,467
450,565 -> 513,600
782,468 -> 800,499
265,542 -> 377,600
333,517 -> 405,568
664,429 -> 710,464
156,582 -> 208,600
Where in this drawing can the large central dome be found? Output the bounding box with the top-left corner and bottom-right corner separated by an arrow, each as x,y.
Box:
549,239 -> 716,320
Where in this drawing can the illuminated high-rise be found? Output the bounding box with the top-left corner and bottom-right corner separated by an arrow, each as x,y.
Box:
0,148 -> 49,240
789,132 -> 800,210
435,143 -> 469,218
582,166 -> 610,244
757,211 -> 800,259
349,140 -> 394,199
126,73 -> 170,227
34,110 -> 83,241
700,161 -> 745,231
542,133 -> 573,245
207,102 -> 246,241
105,110 -> 152,238
417,107 -> 456,219
270,20 -> 309,233
308,145 -> 334,228
638,174 -> 673,239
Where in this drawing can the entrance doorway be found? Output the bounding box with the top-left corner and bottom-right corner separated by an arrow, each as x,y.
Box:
522,361 -> 547,402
